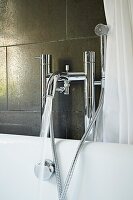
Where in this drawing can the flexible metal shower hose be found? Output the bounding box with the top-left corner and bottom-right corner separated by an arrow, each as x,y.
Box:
45,73 -> 104,200
46,74 -> 64,199
50,115 -> 64,199
59,88 -> 104,200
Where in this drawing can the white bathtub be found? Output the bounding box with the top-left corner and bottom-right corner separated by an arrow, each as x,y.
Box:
0,134 -> 133,200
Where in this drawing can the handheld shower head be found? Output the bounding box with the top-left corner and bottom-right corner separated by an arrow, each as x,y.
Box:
95,24 -> 109,36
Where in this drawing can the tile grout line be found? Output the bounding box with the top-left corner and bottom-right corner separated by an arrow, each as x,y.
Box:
0,110 -> 41,113
66,0 -> 68,39
0,36 -> 98,48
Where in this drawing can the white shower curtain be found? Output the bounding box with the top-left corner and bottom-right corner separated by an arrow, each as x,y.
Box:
102,0 -> 133,144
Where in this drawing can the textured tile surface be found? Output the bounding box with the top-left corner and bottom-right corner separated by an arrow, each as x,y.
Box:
0,47 -> 7,110
52,111 -> 84,139
43,41 -> 68,73
0,111 -> 41,136
0,0 -> 66,46
42,38 -> 100,73
66,37 -> 101,73
52,111 -> 68,139
67,111 -> 84,140
7,44 -> 44,111
67,0 -> 106,38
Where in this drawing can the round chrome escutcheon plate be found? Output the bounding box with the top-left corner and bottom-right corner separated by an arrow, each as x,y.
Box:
34,159 -> 55,181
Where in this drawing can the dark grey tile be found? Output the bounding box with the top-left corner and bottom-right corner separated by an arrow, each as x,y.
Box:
0,47 -> 7,110
7,41 -> 72,111
43,38 -> 101,74
95,85 -> 101,109
0,0 -> 66,46
53,89 -> 71,112
43,40 -> 69,73
52,111 -> 67,139
69,81 -> 84,111
0,111 -> 41,136
67,111 -> 84,140
66,38 -> 101,73
7,44 -> 44,111
53,82 -> 84,112
67,0 -> 106,38
52,82 -> 84,112
0,123 -> 32,135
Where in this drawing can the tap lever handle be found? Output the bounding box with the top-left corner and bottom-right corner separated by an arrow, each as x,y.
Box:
65,65 -> 70,73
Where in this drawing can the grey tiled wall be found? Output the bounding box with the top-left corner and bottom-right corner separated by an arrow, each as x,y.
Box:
0,48 -> 7,110
0,0 -> 106,139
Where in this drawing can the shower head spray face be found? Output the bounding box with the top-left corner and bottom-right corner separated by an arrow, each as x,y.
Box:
95,24 -> 109,36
